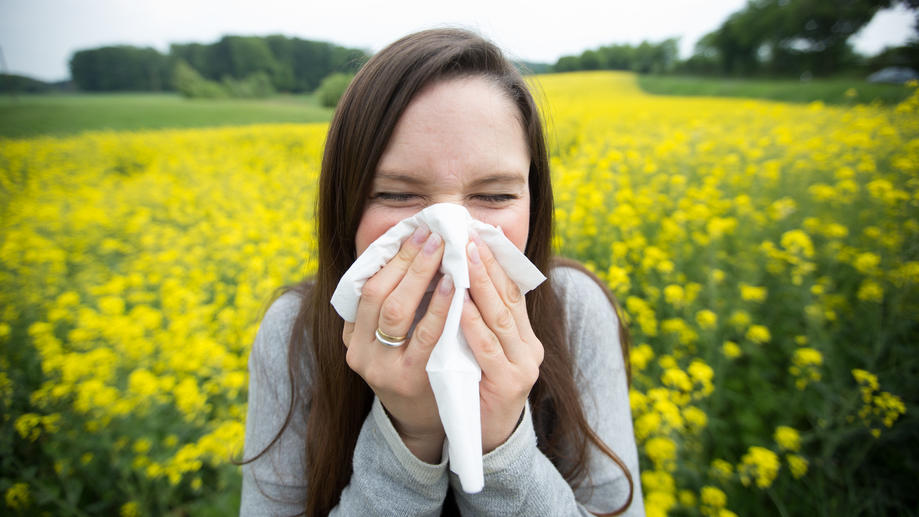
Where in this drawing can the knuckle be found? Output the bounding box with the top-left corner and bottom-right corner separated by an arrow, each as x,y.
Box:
361,279 -> 385,304
379,298 -> 408,328
409,256 -> 431,276
523,362 -> 541,385
345,346 -> 361,371
427,296 -> 450,318
479,332 -> 501,357
472,270 -> 491,289
395,243 -> 417,265
464,302 -> 484,324
495,307 -> 515,332
412,323 -> 440,349
534,343 -> 545,366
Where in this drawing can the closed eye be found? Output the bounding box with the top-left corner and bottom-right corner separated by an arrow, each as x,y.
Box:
474,194 -> 517,203
372,192 -> 420,202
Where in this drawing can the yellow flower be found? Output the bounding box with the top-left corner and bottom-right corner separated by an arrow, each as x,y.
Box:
790,348 -> 823,389
774,426 -> 801,452
853,252 -> 881,275
630,343 -> 654,372
739,283 -> 767,302
663,284 -> 685,307
14,413 -> 42,441
120,501 -> 141,517
662,368 -> 692,392
606,265 -> 631,294
695,309 -> 718,329
700,485 -> 727,508
5,482 -> 30,510
857,279 -> 884,302
645,436 -> 678,469
787,454 -> 809,479
641,469 -> 676,493
738,446 -> 781,489
722,341 -> 742,359
852,369 -> 907,436
710,459 -> 734,480
780,229 -> 815,258
678,489 -> 696,507
728,310 -> 751,329
683,406 -> 708,430
745,325 -> 771,344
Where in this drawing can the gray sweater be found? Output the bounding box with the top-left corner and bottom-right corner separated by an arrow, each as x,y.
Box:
241,266 -> 645,516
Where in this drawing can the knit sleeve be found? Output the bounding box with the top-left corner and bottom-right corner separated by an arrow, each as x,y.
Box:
448,266 -> 645,516
240,292 -> 449,517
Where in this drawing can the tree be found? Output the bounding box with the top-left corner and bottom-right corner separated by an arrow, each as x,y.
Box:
552,39 -> 680,74
691,0 -> 911,76
70,46 -> 169,91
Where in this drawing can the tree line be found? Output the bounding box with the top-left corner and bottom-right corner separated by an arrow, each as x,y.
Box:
46,0 -> 919,97
553,0 -> 919,77
68,35 -> 367,95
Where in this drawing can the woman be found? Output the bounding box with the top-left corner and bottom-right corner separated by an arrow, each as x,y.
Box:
241,28 -> 643,516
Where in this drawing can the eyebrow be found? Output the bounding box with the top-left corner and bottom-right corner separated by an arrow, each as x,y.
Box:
375,172 -> 526,188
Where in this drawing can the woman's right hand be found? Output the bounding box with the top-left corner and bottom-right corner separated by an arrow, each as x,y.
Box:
342,226 -> 453,463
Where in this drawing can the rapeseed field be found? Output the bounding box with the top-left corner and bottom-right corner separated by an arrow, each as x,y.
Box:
1,72 -> 916,515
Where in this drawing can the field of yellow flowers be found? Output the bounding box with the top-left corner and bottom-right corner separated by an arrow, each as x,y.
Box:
1,71 -> 916,515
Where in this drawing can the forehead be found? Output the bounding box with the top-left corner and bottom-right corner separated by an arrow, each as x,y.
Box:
375,76 -> 530,185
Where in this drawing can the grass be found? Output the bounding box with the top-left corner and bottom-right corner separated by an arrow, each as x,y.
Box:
0,92 -> 334,139
2,75 -> 911,139
637,75 -> 912,106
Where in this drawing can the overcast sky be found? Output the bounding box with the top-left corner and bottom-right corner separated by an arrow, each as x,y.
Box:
1,0 -> 915,82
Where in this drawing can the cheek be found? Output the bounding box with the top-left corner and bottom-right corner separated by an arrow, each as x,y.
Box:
355,207 -> 407,256
470,201 -> 530,252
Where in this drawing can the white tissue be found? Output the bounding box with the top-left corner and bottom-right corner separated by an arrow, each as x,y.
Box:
330,203 -> 546,493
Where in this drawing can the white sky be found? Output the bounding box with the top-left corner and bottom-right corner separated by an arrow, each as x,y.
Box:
0,0 -> 915,82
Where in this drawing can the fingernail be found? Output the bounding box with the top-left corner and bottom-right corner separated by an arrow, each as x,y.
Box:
438,274 -> 453,294
423,233 -> 442,255
467,241 -> 480,264
412,226 -> 430,245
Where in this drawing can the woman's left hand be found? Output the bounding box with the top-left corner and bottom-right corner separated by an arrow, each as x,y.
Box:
461,233 -> 544,453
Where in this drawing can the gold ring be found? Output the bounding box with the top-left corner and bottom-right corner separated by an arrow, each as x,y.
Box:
375,328 -> 406,347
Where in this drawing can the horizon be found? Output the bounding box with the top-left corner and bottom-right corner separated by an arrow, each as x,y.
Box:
1,0 -> 915,82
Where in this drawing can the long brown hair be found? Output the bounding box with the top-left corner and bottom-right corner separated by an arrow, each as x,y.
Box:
267,28 -> 633,516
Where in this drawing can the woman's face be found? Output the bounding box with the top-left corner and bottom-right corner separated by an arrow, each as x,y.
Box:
355,76 -> 531,257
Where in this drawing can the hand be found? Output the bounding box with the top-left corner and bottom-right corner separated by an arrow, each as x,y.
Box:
342,226 -> 454,463
461,233 -> 544,453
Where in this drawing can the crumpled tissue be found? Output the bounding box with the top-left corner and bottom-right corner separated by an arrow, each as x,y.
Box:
331,203 -> 546,493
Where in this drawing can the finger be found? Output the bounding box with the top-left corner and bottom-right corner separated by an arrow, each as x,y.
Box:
470,232 -> 537,343
466,240 -> 528,362
460,291 -> 508,376
352,226 -> 431,342
378,233 -> 444,340
404,273 -> 454,367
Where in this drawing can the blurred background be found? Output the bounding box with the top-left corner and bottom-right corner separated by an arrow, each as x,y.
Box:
1,1 -> 917,515
1,0 -> 917,136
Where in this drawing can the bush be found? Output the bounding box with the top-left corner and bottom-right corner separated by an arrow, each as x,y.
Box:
174,61 -> 276,100
221,72 -> 275,99
173,61 -> 226,99
316,73 -> 353,108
